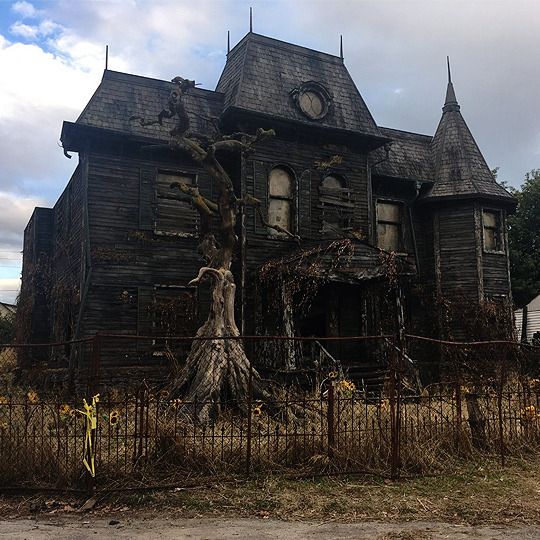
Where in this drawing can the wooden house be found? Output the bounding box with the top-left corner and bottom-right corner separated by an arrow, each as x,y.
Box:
19,33 -> 516,382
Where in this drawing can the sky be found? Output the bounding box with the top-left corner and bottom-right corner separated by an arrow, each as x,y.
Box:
0,0 -> 539,304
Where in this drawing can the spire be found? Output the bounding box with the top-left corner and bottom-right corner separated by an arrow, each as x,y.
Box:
249,7 -> 253,32
424,56 -> 514,203
443,56 -> 459,112
340,35 -> 343,61
227,30 -> 230,54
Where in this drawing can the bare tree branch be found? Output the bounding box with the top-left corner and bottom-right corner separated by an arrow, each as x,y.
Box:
170,181 -> 218,216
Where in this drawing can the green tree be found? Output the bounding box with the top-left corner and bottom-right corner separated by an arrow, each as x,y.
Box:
507,169 -> 540,307
0,313 -> 15,344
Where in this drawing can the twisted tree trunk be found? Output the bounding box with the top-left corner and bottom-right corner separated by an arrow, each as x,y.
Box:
133,78 -> 289,421
171,268 -> 266,420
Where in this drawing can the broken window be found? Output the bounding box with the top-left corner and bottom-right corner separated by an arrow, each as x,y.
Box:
319,175 -> 353,235
377,201 -> 402,252
482,210 -> 503,252
268,167 -> 294,236
155,171 -> 197,235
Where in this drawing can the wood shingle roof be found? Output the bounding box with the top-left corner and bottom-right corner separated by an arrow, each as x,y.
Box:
216,33 -> 381,137
76,70 -> 224,141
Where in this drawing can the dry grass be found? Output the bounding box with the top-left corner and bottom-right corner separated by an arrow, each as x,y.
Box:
1,385 -> 540,488
96,455 -> 540,525
2,455 -> 540,526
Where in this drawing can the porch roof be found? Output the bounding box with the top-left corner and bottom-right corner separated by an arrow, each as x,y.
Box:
257,239 -> 416,285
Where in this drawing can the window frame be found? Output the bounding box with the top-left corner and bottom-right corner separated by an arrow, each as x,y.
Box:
319,174 -> 353,236
481,208 -> 505,254
154,169 -> 199,238
266,165 -> 297,239
375,199 -> 406,254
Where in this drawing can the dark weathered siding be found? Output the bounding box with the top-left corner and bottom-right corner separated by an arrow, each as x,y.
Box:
243,136 -> 370,269
81,149 -> 209,338
436,203 -> 479,302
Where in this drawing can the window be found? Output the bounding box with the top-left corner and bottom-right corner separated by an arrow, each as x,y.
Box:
319,175 -> 353,235
483,210 -> 503,252
155,171 -> 197,235
268,167 -> 294,236
377,201 -> 402,252
291,82 -> 331,120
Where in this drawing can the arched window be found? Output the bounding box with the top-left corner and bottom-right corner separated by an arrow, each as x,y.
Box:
319,174 -> 352,235
268,167 -> 294,236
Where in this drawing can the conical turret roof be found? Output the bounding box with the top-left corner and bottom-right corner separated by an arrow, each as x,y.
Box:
423,60 -> 514,203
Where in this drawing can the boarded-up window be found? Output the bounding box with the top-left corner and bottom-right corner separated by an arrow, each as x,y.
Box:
483,210 -> 503,252
377,201 -> 402,252
319,175 -> 353,235
268,167 -> 294,236
155,171 -> 198,235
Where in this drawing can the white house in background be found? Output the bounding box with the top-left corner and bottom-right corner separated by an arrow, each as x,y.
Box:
516,295 -> 540,344
0,302 -> 16,319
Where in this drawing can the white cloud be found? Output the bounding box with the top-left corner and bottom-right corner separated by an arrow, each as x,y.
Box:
0,278 -> 21,304
9,18 -> 61,41
9,21 -> 38,40
11,1 -> 39,19
0,191 -> 45,245
0,36 -> 102,184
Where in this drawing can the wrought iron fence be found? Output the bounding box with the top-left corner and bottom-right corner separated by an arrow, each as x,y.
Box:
0,334 -> 540,492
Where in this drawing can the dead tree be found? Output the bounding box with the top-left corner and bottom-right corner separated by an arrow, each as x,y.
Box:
132,77 -> 296,421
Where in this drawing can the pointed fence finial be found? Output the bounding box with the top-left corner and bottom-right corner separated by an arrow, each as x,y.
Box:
227,30 -> 230,54
447,55 -> 452,84
249,7 -> 253,32
105,44 -> 109,70
340,35 -> 344,60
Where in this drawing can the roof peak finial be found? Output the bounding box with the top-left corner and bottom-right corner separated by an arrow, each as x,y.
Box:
227,30 -> 230,54
443,56 -> 459,112
340,35 -> 344,61
249,7 -> 253,32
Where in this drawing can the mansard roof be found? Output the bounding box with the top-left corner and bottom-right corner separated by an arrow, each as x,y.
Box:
75,70 -> 224,141
216,33 -> 382,138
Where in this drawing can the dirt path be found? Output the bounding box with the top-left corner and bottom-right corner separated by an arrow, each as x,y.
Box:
1,517 -> 540,539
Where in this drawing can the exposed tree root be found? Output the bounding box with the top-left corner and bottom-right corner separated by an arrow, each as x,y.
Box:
170,268 -> 268,422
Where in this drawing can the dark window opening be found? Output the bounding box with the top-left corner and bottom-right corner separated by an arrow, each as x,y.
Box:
482,210 -> 503,252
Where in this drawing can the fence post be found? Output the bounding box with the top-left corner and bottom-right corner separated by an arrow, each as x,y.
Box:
327,381 -> 335,459
389,335 -> 401,480
89,333 -> 101,396
497,345 -> 507,466
245,357 -> 253,477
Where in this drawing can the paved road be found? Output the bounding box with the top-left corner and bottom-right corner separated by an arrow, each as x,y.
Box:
1,517 -> 539,539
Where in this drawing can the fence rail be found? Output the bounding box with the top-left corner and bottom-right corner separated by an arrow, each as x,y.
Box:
0,333 -> 540,492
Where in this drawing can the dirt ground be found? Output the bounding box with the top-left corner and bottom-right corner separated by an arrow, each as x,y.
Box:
1,516 -> 540,539
2,457 -> 540,538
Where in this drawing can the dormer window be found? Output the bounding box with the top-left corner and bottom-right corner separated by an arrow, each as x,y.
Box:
291,82 -> 331,121
268,166 -> 294,236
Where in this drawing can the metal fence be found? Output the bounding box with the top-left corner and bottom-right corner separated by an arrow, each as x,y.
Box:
0,334 -> 540,492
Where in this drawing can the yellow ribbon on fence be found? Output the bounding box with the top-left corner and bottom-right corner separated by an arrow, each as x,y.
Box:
77,394 -> 100,478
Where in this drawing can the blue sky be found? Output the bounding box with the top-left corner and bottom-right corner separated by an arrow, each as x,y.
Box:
1,0 -> 539,303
